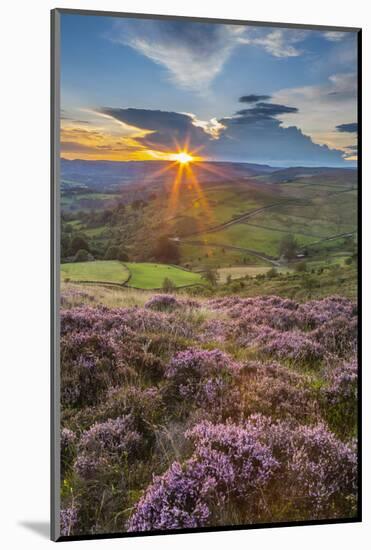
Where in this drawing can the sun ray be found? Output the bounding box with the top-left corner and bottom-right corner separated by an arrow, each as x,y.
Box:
184,163 -> 214,226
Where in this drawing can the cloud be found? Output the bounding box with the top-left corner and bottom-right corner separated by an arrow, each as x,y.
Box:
212,98 -> 344,165
323,31 -> 348,42
232,102 -> 298,123
99,107 -> 211,151
60,125 -> 149,160
336,122 -> 357,132
239,29 -> 307,58
239,94 -> 271,103
272,73 -> 357,151
61,141 -> 96,153
110,22 -> 312,92
111,20 -> 245,92
98,102 -> 346,166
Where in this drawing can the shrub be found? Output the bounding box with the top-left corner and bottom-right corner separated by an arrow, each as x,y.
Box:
128,416 -> 357,531
60,507 -> 78,537
104,246 -> 119,260
165,348 -> 239,409
61,427 -> 77,475
162,277 -> 176,293
145,294 -> 180,312
75,415 -> 142,479
257,329 -> 325,363
322,359 -> 358,437
236,361 -> 318,422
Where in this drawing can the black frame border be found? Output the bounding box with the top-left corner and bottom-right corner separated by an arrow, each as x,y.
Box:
51,8 -> 362,543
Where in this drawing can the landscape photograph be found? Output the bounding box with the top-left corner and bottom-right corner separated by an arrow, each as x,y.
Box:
57,12 -> 359,538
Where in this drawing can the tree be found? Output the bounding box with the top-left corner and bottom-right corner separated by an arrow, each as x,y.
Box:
162,277 -> 176,292
74,249 -> 91,262
104,245 -> 119,260
202,267 -> 219,286
61,234 -> 71,259
117,250 -> 129,262
70,235 -> 89,256
153,236 -> 180,264
279,234 -> 298,260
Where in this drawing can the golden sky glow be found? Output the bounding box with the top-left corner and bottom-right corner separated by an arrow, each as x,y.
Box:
60,112 -> 207,162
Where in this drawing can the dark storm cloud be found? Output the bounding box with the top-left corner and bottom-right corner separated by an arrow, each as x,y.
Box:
100,107 -> 210,150
220,102 -> 299,126
336,122 -> 358,133
239,94 -> 271,103
213,98 -> 344,165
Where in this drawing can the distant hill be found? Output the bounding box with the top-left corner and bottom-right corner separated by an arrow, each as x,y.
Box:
265,166 -> 357,184
61,158 -> 356,192
60,158 -> 276,192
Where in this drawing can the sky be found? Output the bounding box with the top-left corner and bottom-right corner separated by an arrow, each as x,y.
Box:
60,13 -> 358,166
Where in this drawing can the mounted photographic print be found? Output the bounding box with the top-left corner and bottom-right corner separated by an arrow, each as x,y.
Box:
51,9 -> 361,541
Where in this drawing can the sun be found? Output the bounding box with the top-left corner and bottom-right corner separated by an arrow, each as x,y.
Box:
172,151 -> 194,164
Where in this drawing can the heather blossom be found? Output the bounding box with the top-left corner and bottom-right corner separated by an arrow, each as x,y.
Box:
165,348 -> 239,408
128,416 -> 357,531
60,507 -> 78,536
75,415 -> 142,479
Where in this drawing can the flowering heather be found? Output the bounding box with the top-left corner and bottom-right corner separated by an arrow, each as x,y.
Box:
75,415 -> 142,479
209,296 -> 298,329
127,461 -> 211,531
145,294 -> 201,312
145,294 -> 182,311
311,316 -> 357,357
80,415 -> 142,456
128,420 -> 278,531
287,423 -> 357,516
207,296 -> 357,346
60,331 -> 124,407
100,386 -> 165,429
236,361 -> 318,421
128,416 -> 357,530
60,507 -> 78,537
325,359 -> 358,405
61,427 -> 77,474
61,427 -> 77,450
199,318 -> 232,343
165,348 -> 239,407
297,296 -> 356,329
61,288 -> 95,308
60,291 -> 358,534
257,329 -> 325,363
74,452 -> 109,480
61,306 -> 180,337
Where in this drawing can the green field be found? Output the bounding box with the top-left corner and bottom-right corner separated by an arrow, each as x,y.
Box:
61,260 -> 203,289
61,261 -> 130,284
61,167 -> 357,273
190,224 -> 315,257
125,262 -> 203,289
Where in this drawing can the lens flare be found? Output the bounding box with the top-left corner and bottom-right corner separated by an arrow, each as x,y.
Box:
172,152 -> 194,164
